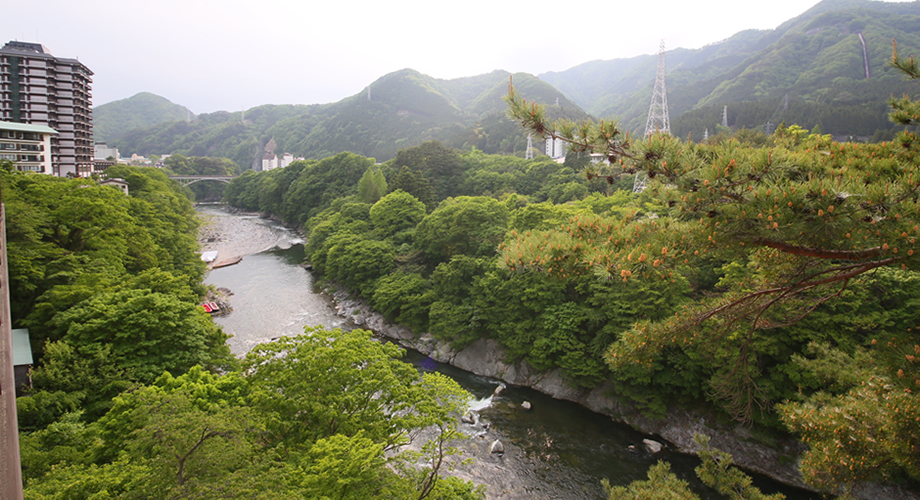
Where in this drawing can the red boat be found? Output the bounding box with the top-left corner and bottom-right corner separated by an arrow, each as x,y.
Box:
201,302 -> 220,313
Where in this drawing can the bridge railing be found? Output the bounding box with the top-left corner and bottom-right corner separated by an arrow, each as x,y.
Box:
167,175 -> 238,186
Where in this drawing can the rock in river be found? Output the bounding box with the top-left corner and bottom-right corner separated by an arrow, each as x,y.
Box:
643,439 -> 664,454
490,440 -> 505,454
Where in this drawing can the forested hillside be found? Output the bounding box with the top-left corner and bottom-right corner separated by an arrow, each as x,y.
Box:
97,0 -> 920,170
107,72 -> 587,168
543,0 -> 920,138
92,92 -> 193,143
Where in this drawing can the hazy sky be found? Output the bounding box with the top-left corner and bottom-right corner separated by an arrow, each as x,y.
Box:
3,0 -> 903,114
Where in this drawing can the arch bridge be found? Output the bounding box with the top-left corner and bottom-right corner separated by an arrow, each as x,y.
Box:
168,175 -> 238,186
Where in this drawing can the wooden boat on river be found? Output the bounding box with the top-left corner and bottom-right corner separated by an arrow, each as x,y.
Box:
211,256 -> 242,269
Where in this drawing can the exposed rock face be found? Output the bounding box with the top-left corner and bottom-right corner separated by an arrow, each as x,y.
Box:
328,288 -> 919,500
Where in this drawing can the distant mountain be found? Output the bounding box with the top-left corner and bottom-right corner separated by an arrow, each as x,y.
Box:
93,92 -> 193,143
107,0 -> 920,166
540,0 -> 920,138
111,70 -> 590,167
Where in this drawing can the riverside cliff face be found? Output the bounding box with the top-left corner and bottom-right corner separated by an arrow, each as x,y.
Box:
331,290 -> 919,500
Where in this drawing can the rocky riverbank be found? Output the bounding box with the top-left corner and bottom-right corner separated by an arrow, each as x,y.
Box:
198,208 -> 297,263
330,289 -> 919,500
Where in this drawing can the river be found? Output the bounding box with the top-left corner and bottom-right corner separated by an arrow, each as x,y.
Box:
198,204 -> 817,500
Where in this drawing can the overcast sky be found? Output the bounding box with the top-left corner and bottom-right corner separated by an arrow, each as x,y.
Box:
3,0 -> 905,114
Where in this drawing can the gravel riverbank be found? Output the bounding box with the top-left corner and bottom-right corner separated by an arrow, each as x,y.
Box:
198,208 -> 297,262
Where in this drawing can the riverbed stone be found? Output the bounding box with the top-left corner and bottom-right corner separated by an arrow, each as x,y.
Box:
390,325 -> 415,341
429,340 -> 457,363
643,439 -> 664,454
521,401 -> 531,411
489,440 -> 504,454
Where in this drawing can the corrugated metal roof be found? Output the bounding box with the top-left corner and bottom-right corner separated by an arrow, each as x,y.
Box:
11,329 -> 33,366
0,121 -> 58,135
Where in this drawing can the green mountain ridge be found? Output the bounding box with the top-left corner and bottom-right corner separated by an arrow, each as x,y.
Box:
93,92 -> 193,143
106,70 -> 587,167
99,0 -> 920,167
543,0 -> 920,137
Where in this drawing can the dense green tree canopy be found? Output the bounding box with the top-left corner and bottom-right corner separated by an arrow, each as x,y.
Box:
3,164 -> 231,429
392,141 -> 467,201
501,50 -> 920,494
357,165 -> 388,203
414,196 -> 509,263
245,327 -> 469,448
370,189 -> 427,244
23,330 -> 483,499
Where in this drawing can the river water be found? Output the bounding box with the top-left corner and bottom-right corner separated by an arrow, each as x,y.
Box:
198,204 -> 817,500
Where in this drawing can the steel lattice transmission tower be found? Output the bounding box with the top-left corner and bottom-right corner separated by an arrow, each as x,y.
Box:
636,40 -> 670,193
644,40 -> 671,136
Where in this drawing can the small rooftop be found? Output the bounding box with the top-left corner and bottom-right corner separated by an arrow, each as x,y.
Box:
1,41 -> 51,55
0,121 -> 58,135
11,329 -> 33,366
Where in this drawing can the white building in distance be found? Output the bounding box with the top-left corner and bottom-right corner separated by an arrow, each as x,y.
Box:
262,152 -> 303,171
94,142 -> 119,161
0,120 -> 57,173
545,136 -> 565,160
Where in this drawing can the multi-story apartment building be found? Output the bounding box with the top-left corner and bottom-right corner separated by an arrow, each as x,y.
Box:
0,121 -> 57,173
0,41 -> 93,177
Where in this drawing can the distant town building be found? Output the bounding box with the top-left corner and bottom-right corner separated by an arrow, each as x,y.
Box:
0,41 -> 94,177
262,152 -> 303,171
100,177 -> 129,195
94,141 -> 119,161
0,120 -> 57,173
125,153 -> 149,165
262,153 -> 277,171
92,159 -> 116,173
589,153 -> 609,164
545,136 -> 565,159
